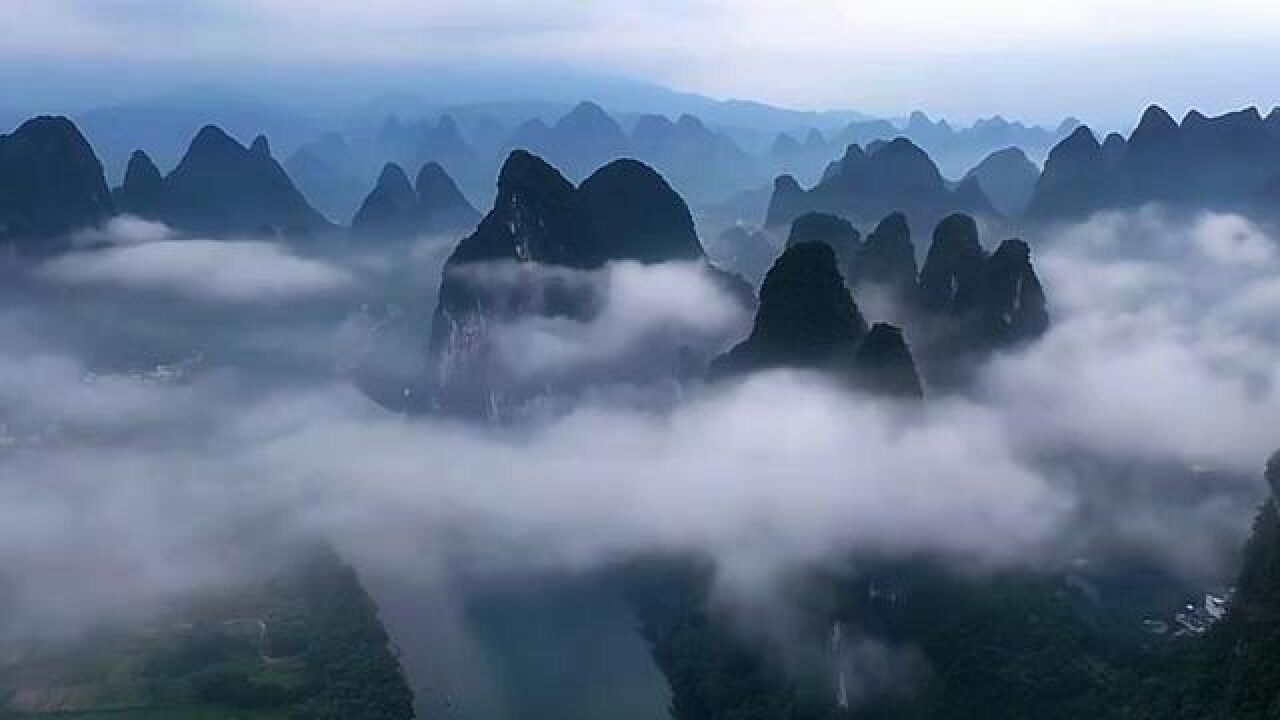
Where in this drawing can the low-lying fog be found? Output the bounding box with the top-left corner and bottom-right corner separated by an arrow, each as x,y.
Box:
2,207 -> 1278,714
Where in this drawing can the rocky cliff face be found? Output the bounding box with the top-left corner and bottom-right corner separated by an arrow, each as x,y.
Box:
427,151 -> 749,417
918,213 -> 988,316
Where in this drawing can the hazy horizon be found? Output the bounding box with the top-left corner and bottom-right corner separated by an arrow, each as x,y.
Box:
2,0 -> 1277,129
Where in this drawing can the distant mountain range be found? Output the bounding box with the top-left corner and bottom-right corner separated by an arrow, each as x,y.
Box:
61,92 -> 1076,225
6,101 -> 1279,259
1027,105 -> 1280,222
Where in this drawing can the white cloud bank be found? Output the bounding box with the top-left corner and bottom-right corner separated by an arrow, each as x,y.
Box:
40,221 -> 355,303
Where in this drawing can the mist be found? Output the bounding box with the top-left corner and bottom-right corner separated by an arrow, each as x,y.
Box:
1,207 -> 1278,712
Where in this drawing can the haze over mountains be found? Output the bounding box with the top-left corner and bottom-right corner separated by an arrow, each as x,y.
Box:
3,82 -> 1280,720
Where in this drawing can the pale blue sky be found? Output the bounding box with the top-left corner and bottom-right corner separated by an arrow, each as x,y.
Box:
3,0 -> 1277,126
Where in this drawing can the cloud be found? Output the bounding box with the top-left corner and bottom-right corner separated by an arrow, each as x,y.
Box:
2,210 -> 1279,650
483,260 -> 750,379
980,208 -> 1280,472
39,232 -> 356,303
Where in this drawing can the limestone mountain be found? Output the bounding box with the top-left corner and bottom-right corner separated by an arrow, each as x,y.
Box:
505,102 -> 630,182
0,116 -> 114,252
630,113 -> 761,203
852,322 -> 924,399
427,151 -> 746,416
112,149 -> 166,220
350,162 -> 430,239
918,213 -> 988,315
713,226 -> 777,288
785,212 -> 860,271
415,161 -> 482,233
156,125 -> 332,237
964,147 -> 1040,216
1025,125 -> 1118,221
764,174 -> 807,229
1027,105 -> 1280,221
764,137 -> 997,234
284,132 -> 366,223
978,238 -> 1049,345
710,241 -> 867,382
847,211 -> 919,303
577,158 -> 703,263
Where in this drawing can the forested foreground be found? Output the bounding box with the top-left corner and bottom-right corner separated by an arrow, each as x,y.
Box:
624,497 -> 1280,720
0,545 -> 414,720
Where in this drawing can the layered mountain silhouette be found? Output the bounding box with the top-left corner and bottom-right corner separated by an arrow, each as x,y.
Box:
764,137 -> 998,234
415,162 -> 483,232
709,240 -> 923,397
785,212 -> 860,270
768,112 -> 1074,186
716,209 -> 1048,391
630,113 -> 761,203
577,158 -> 705,263
284,132 -> 367,223
846,211 -> 919,304
504,103 -> 763,202
507,102 -> 629,182
712,225 -> 777,287
1027,105 -> 1280,221
348,161 -> 481,240
428,151 -> 750,416
377,114 -> 477,178
963,147 -> 1040,216
710,241 -> 868,382
115,125 -> 332,237
0,116 -> 113,252
350,163 -> 430,239
853,322 -> 924,399
112,150 -> 166,220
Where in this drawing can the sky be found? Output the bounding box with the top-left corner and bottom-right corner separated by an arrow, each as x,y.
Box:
2,0 -> 1278,126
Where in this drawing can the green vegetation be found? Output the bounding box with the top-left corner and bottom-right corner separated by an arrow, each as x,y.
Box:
624,552 -> 1203,720
1,545 -> 413,720
1113,503 -> 1280,720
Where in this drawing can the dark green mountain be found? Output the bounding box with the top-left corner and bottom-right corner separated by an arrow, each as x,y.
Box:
709,240 -> 868,383
578,158 -> 704,263
852,322 -> 924,399
0,115 -> 113,253
847,211 -> 919,303
918,213 -> 987,315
